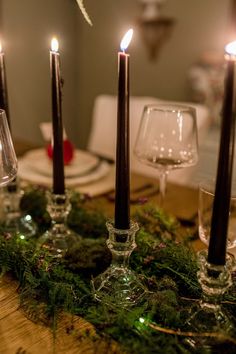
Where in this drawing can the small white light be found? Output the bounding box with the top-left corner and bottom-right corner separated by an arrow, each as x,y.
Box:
120,29 -> 133,52
25,215 -> 32,222
139,317 -> 145,323
20,235 -> 25,240
51,38 -> 59,52
225,40 -> 236,56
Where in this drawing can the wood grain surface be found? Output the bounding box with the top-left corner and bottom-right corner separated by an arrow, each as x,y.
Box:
0,276 -> 122,354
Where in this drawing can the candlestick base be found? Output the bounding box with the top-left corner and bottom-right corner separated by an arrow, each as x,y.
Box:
1,179 -> 37,239
185,250 -> 235,350
38,191 -> 80,258
91,221 -> 146,307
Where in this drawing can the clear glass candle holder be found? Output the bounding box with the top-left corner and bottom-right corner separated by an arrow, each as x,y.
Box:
92,220 -> 146,307
38,190 -> 80,257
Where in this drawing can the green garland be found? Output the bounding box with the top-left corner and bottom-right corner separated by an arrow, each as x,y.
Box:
0,187 -> 236,354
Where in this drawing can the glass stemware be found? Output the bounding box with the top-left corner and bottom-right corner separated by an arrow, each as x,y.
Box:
1,178 -> 37,240
199,179 -> 236,251
185,250 -> 234,350
0,109 -> 17,287
0,109 -> 17,186
134,104 -> 198,205
185,180 -> 236,348
0,110 -> 35,240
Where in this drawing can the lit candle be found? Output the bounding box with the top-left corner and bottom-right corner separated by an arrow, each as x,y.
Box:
208,40 -> 236,265
50,38 -> 65,195
0,42 -> 10,130
114,29 -> 133,230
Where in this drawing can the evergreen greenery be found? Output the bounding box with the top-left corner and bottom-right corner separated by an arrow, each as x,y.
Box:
0,187 -> 235,353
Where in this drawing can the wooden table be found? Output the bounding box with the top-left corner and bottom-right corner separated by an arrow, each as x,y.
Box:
0,140 -> 205,354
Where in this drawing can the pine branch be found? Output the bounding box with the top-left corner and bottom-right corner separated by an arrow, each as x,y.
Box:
75,0 -> 93,26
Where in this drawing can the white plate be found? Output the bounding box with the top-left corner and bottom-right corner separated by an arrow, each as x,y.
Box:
22,148 -> 99,178
18,149 -> 112,187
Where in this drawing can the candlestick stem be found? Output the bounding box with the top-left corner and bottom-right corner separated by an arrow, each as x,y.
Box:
38,190 -> 79,257
92,220 -> 146,307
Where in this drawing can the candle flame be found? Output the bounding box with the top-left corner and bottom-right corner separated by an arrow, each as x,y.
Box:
225,40 -> 236,56
120,29 -> 133,52
51,38 -> 59,52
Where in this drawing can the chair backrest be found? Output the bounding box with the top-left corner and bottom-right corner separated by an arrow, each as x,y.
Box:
88,95 -> 158,159
87,95 -> 212,185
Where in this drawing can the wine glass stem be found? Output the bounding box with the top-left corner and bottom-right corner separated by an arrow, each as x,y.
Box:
159,170 -> 168,206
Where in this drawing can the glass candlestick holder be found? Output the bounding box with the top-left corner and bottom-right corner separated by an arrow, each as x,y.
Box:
38,190 -> 79,257
92,220 -> 146,307
185,250 -> 235,349
1,178 -> 37,239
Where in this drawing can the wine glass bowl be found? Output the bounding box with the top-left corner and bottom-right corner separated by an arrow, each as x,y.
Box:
199,179 -> 236,249
0,109 -> 17,288
0,109 -> 17,186
134,104 -> 198,203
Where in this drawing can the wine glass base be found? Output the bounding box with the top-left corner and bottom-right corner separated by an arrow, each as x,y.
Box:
38,225 -> 81,258
186,300 -> 234,332
3,214 -> 37,240
92,265 -> 146,307
184,300 -> 235,350
183,249 -> 236,350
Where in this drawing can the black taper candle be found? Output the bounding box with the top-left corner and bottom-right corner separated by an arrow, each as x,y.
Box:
114,51 -> 130,229
208,49 -> 236,266
114,30 -> 133,230
0,45 -> 10,130
50,39 -> 65,195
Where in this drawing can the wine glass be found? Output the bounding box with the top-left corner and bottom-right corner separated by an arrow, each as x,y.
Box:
185,178 -> 236,347
134,104 -> 198,204
199,179 -> 236,250
0,109 -> 17,186
0,109 -> 34,240
0,109 -> 17,287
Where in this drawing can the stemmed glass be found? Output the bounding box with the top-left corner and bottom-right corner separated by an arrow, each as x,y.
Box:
0,109 -> 17,286
0,109 -> 17,186
134,104 -> 199,205
183,180 -> 236,349
198,179 -> 236,253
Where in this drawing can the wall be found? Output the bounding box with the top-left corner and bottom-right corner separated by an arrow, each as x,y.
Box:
76,0 -> 231,148
0,0 -> 232,147
1,0 -> 78,145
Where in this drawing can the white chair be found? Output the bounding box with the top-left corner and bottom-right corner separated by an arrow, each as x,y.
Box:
87,95 -> 212,186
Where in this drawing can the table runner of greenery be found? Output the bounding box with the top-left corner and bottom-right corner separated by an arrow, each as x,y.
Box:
0,187 -> 235,354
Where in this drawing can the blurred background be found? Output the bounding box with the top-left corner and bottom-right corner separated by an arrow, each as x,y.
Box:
0,0 -> 233,149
